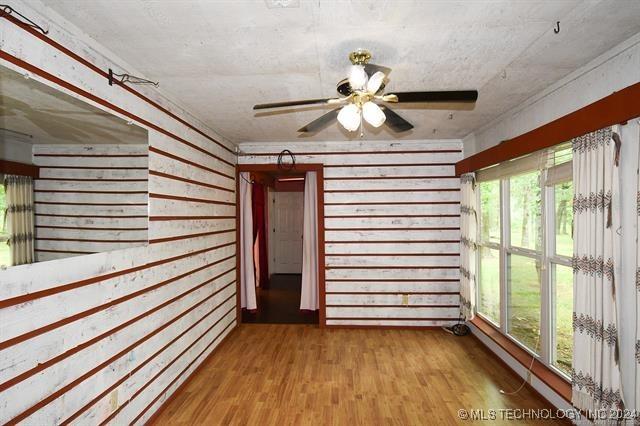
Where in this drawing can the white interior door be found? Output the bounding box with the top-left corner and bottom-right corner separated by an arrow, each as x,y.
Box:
269,190 -> 304,274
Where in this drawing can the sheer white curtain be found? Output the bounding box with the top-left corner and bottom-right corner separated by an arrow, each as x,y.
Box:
4,175 -> 35,266
459,173 -> 477,320
300,171 -> 319,311
239,172 -> 257,310
572,127 -> 623,412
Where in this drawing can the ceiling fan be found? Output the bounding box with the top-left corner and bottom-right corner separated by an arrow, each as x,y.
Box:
253,49 -> 478,135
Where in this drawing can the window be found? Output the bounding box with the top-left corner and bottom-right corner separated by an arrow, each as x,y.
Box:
507,254 -> 541,351
475,146 -> 573,378
0,178 -> 9,268
477,180 -> 500,325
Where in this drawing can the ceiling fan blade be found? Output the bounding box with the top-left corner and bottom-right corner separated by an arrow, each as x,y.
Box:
380,105 -> 414,132
253,98 -> 338,110
364,63 -> 391,76
387,90 -> 478,104
297,108 -> 341,133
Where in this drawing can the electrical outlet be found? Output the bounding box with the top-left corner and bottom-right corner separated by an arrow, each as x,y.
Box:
402,294 -> 409,306
109,389 -> 118,411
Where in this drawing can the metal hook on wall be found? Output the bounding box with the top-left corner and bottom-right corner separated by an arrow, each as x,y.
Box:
553,21 -> 560,34
108,68 -> 159,87
0,4 -> 48,34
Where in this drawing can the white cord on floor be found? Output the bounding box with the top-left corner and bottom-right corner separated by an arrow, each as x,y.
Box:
499,332 -> 541,395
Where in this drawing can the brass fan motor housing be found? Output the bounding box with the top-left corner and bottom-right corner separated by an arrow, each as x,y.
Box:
349,49 -> 372,65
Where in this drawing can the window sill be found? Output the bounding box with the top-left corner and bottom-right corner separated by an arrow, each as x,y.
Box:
470,316 -> 571,403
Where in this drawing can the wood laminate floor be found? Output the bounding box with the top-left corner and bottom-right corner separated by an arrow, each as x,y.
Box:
152,324 -> 564,425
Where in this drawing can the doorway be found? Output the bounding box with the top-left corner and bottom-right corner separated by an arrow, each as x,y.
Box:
236,164 -> 325,326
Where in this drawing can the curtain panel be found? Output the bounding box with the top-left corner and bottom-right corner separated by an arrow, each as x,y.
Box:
460,173 -> 477,321
571,127 -> 623,412
4,175 -> 35,266
239,172 -> 257,310
300,172 -> 319,311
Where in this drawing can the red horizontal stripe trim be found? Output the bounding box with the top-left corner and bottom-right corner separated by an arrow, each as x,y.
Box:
325,240 -> 460,244
149,193 -> 235,206
149,147 -> 234,180
34,154 -> 148,157
5,282 -> 236,424
149,229 -> 236,244
0,273 -> 236,394
325,227 -> 460,231
326,304 -> 458,308
36,202 -> 147,206
327,279 -> 459,282
36,237 -> 146,243
36,213 -> 146,218
0,241 -> 235,309
324,189 -> 460,193
326,317 -> 456,321
149,215 -> 235,221
149,170 -> 234,193
326,291 -> 459,295
325,202 -> 460,206
39,166 -> 147,170
328,253 -> 460,256
35,248 -> 97,254
324,175 -> 457,180
35,189 -> 147,194
62,303 -> 235,425
323,163 -> 457,167
326,266 -> 459,269
36,225 -> 148,231
247,149 -> 461,156
0,259 -> 235,351
325,214 -> 460,218
37,178 -> 148,182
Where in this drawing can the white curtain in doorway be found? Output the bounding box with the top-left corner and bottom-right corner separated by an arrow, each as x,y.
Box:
240,172 -> 257,310
300,171 -> 319,311
571,127 -> 623,412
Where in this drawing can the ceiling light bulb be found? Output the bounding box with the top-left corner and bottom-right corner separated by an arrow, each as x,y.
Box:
337,104 -> 361,132
366,71 -> 385,94
362,102 -> 386,128
348,65 -> 368,91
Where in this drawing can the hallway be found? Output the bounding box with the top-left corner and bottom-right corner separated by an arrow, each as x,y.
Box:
242,274 -> 319,325
151,325 -> 558,425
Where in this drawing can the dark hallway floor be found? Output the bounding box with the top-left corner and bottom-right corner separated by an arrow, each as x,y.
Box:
242,274 -> 319,324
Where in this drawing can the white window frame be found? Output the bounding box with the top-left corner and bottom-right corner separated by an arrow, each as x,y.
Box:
475,150 -> 573,380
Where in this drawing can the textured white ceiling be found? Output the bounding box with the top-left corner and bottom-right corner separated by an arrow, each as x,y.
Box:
35,0 -> 640,143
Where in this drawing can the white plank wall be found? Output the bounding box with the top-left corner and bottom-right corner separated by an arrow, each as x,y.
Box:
32,144 -> 149,261
239,140 -> 462,327
0,5 -> 237,425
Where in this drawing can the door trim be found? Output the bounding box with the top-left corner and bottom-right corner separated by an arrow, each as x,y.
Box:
235,163 -> 326,327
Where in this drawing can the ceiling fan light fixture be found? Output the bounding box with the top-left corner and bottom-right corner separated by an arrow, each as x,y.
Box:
348,65 -> 367,91
362,101 -> 386,128
366,71 -> 385,94
337,104 -> 361,132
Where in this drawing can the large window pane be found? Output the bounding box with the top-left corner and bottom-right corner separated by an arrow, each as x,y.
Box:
478,246 -> 500,324
479,180 -> 500,244
507,254 -> 541,352
554,181 -> 573,257
510,171 -> 541,251
553,264 -> 573,375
